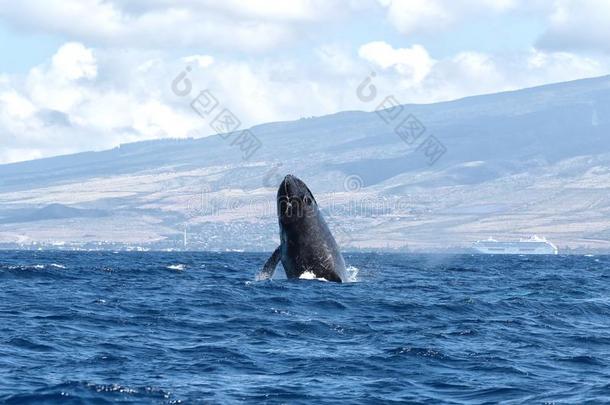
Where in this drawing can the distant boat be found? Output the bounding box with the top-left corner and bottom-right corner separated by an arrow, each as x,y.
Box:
472,235 -> 558,255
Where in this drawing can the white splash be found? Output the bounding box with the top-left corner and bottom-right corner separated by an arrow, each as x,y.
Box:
344,266 -> 360,283
50,263 -> 66,269
255,272 -> 271,282
299,271 -> 328,282
167,264 -> 186,271
254,267 -> 359,283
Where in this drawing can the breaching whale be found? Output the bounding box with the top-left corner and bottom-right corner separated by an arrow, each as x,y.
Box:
258,175 -> 347,282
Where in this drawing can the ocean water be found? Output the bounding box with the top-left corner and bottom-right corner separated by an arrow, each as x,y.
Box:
1,251 -> 609,404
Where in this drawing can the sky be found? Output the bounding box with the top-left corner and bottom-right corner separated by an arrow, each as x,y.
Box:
0,0 -> 609,164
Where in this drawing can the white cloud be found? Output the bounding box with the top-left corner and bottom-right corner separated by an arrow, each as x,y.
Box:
197,0 -> 345,21
358,41 -> 435,84
378,0 -> 452,35
25,43 -> 98,113
50,42 -> 98,81
378,0 -> 519,35
0,31 -> 609,164
376,0 -> 610,55
0,0 -> 122,39
536,0 -> 610,53
315,44 -> 360,76
352,40 -> 608,107
182,55 -> 215,69
0,91 -> 36,119
0,0 -> 357,52
0,42 -> 204,164
405,48 -> 608,103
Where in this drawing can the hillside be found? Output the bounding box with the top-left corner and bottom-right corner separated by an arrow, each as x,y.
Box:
2,75 -> 610,252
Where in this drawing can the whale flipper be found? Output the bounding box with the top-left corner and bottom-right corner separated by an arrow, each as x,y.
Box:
257,246 -> 281,280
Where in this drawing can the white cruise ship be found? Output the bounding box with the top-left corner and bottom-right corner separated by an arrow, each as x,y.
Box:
472,236 -> 558,255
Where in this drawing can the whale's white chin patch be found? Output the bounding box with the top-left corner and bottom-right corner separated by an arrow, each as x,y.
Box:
299,271 -> 329,282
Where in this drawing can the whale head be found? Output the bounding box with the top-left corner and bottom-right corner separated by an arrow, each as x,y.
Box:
277,174 -> 317,224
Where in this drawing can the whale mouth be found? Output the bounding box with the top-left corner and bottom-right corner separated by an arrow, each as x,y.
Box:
278,175 -> 316,201
277,175 -> 317,221
283,175 -> 294,198
278,174 -> 300,200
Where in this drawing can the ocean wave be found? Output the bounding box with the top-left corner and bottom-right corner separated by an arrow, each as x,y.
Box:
2,251 -> 610,403
0,381 -> 173,403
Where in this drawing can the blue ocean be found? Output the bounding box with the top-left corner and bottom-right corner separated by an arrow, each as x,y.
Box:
1,251 -> 609,404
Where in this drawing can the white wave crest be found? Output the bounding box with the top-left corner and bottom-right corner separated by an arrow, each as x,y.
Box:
167,264 -> 186,271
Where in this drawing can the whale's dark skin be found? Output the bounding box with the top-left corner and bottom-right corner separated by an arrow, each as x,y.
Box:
258,175 -> 347,282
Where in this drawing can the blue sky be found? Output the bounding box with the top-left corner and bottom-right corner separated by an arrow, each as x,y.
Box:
0,0 -> 609,163
0,24 -> 63,73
